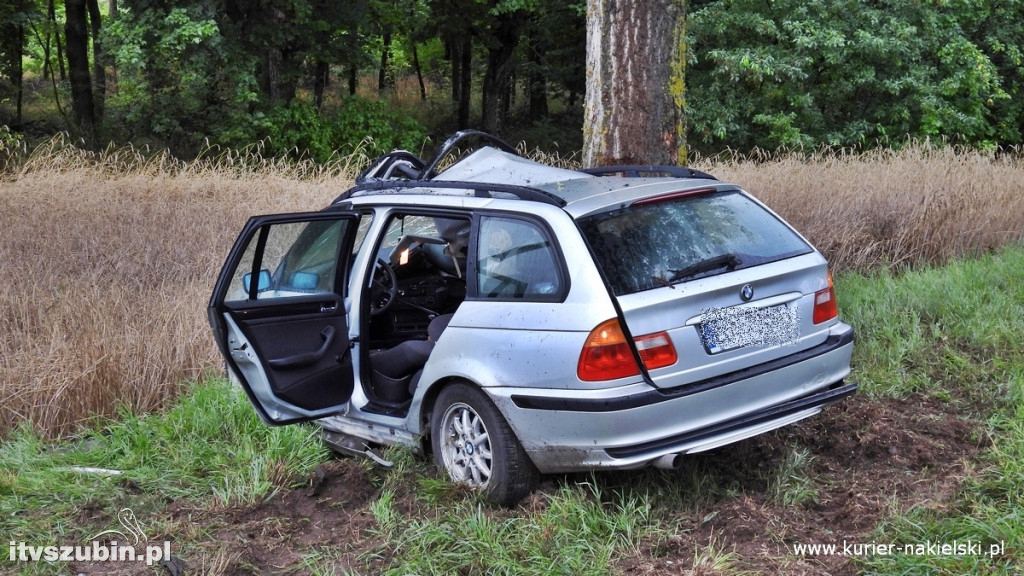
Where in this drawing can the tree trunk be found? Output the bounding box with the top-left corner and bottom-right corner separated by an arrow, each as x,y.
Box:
411,41 -> 427,101
260,48 -> 298,104
583,0 -> 687,166
87,0 -> 104,119
9,24 -> 25,125
527,25 -> 548,122
33,20 -> 53,81
449,38 -> 463,103
65,0 -> 96,143
481,13 -> 524,135
50,0 -> 66,80
450,37 -> 472,129
378,27 -> 392,94
348,65 -> 358,96
313,60 -> 329,108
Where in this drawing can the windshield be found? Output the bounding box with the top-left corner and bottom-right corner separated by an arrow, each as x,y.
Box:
578,190 -> 812,295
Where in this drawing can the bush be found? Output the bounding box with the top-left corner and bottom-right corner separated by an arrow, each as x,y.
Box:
252,97 -> 430,162
0,124 -> 23,174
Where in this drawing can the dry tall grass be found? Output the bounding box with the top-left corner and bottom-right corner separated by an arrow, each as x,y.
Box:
0,137 -> 364,438
1,138 -> 1022,438
693,144 -> 1024,271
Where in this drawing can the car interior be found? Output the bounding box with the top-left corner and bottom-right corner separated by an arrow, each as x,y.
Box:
363,214 -> 471,412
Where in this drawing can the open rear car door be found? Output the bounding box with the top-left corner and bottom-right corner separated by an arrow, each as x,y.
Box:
208,212 -> 360,424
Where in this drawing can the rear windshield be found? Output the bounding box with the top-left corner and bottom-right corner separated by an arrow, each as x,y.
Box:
578,190 -> 812,295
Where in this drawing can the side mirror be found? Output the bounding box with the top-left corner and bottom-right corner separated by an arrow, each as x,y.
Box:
243,269 -> 272,293
290,271 -> 319,290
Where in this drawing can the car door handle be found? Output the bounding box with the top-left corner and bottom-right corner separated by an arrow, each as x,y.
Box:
267,325 -> 335,369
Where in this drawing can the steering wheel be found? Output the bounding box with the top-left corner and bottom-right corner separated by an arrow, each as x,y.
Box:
369,258 -> 398,315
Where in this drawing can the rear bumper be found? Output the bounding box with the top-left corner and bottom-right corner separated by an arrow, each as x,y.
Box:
487,322 -> 855,473
605,381 -> 856,458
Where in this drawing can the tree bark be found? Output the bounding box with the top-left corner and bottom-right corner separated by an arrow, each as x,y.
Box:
527,24 -> 548,122
583,0 -> 687,166
65,0 -> 96,143
449,36 -> 472,128
411,41 -> 427,101
9,23 -> 25,125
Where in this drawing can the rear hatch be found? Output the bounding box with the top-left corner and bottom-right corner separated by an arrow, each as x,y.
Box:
576,187 -> 835,390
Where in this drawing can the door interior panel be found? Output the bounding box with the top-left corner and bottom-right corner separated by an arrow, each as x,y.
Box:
231,303 -> 352,411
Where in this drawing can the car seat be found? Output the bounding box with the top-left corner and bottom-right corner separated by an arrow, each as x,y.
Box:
370,313 -> 454,403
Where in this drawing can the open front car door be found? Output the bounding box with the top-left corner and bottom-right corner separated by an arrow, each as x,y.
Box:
208,212 -> 360,424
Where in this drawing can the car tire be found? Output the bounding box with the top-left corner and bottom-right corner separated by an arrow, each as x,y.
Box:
431,382 -> 538,506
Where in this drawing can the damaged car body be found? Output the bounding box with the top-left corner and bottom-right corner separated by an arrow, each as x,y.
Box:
208,130 -> 856,505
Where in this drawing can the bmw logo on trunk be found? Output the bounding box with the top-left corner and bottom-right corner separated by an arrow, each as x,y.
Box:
740,284 -> 754,301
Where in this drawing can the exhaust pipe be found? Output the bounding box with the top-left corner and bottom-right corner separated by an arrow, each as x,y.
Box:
653,453 -> 684,470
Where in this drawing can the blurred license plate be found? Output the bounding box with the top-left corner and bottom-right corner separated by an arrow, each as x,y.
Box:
700,304 -> 799,354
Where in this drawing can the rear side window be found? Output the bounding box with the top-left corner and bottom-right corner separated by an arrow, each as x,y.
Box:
579,190 -> 812,295
476,216 -> 563,300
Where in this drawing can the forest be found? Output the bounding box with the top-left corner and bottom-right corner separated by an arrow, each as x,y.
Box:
2,0 -> 1023,161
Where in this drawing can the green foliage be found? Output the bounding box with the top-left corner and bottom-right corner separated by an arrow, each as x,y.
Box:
0,123 -> 23,151
327,97 -> 430,157
687,0 -> 1017,152
240,97 -> 429,161
104,5 -> 259,155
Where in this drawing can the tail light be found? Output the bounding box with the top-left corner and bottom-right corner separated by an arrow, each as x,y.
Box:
635,332 -> 678,370
578,319 -> 677,381
812,270 -> 839,324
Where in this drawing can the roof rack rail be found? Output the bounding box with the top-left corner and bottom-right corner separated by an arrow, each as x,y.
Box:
581,165 -> 717,180
335,179 -> 567,207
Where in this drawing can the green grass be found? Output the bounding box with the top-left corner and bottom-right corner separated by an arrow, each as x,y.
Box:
838,244 -> 1024,402
0,377 -> 330,574
857,371 -> 1024,575
835,244 -> 1024,574
766,446 -> 819,507
365,469 -> 662,576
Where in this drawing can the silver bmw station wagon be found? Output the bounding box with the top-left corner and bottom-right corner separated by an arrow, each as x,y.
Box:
209,131 -> 856,505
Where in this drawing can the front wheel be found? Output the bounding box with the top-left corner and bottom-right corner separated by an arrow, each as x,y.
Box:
431,383 -> 538,506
